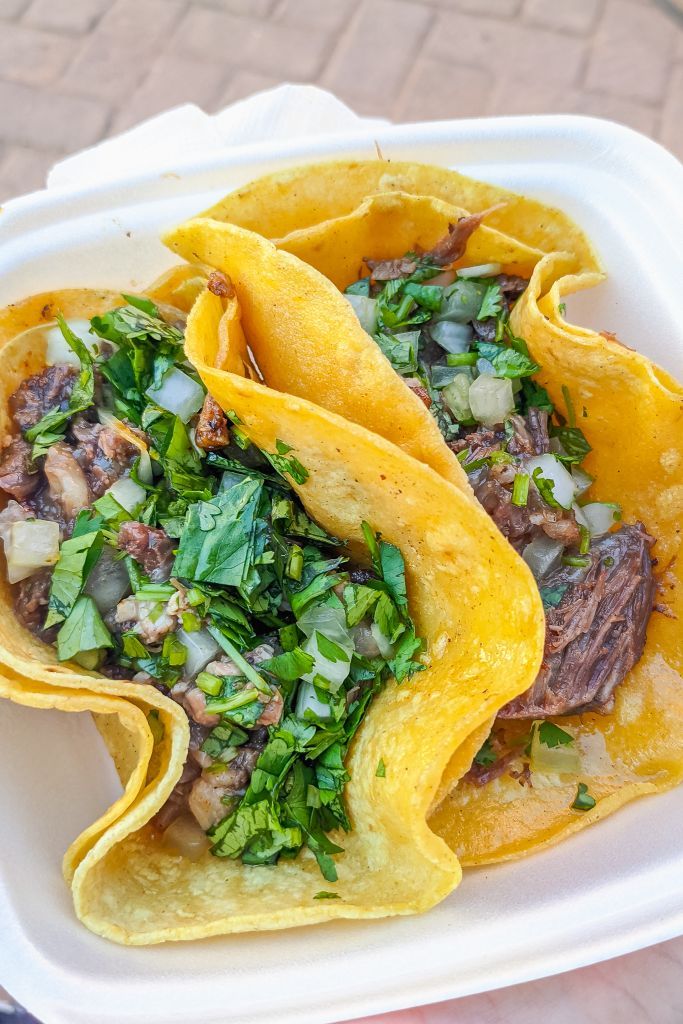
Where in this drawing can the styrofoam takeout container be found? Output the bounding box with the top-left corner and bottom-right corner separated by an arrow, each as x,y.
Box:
0,114 -> 682,1024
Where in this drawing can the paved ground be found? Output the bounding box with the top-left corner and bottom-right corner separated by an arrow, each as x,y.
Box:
0,0 -> 682,202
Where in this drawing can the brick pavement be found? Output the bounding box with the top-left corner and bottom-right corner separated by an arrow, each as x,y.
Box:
0,0 -> 681,201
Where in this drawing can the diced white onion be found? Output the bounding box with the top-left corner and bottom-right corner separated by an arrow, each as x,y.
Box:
146,367 -> 204,423
429,320 -> 473,353
4,519 -> 60,583
456,263 -> 502,279
522,535 -> 564,580
179,627 -> 221,679
370,622 -> 394,659
106,475 -> 146,514
161,814 -> 210,861
295,680 -> 332,721
468,374 -> 514,426
44,319 -> 104,367
529,726 -> 580,775
571,466 -> 594,496
442,374 -> 472,421
84,547 -> 130,612
345,294 -> 378,335
297,604 -> 353,651
302,631 -> 351,688
578,501 -> 621,537
526,453 -> 578,510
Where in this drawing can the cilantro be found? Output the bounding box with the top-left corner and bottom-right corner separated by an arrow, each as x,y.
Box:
477,282 -> 503,320
375,758 -> 386,778
56,595 -> 113,662
172,478 -> 263,586
538,722 -> 573,748
388,626 -> 423,683
402,282 -> 443,311
551,426 -> 591,464
343,584 -> 379,627
261,647 -> 315,681
379,541 -> 408,610
375,331 -> 419,375
521,378 -> 554,413
26,315 -> 94,457
473,737 -> 497,767
45,529 -> 104,628
572,782 -> 596,811
540,585 -> 567,609
558,302 -> 566,316
490,347 -> 539,379
122,633 -> 147,658
313,891 -> 341,900
266,441 -> 309,484
531,467 -> 561,508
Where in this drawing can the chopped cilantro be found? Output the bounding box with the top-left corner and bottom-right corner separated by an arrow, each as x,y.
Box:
27,315 -> 95,457
572,782 -> 596,811
313,891 -> 341,900
477,282 -> 503,320
375,758 -> 386,778
473,737 -> 497,767
538,722 -> 573,748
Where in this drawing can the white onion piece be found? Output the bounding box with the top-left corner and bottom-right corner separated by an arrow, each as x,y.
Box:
468,374 -> 514,426
45,319 -> 102,367
84,547 -> 130,612
295,680 -> 332,721
429,320 -> 473,353
579,501 -> 621,537
106,476 -> 146,514
571,466 -> 593,495
370,622 -> 395,659
442,374 -> 473,421
527,453 -> 578,510
344,294 -> 377,335
179,627 -> 221,679
146,367 -> 204,422
457,263 -> 502,279
302,631 -> 351,688
297,604 -> 353,651
161,814 -> 210,861
522,535 -> 564,580
5,519 -> 60,583
529,727 -> 580,775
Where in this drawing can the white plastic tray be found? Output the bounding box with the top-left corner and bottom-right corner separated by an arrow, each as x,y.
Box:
0,115 -> 682,1024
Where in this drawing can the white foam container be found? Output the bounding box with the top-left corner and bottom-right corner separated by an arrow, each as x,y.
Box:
0,115 -> 682,1024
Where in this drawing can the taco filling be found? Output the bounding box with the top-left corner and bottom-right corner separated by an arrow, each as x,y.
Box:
0,295 -> 423,880
344,228 -> 656,784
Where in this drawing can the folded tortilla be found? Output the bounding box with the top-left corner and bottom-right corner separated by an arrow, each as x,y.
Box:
203,158 -> 601,275
0,284 -> 543,942
165,197 -> 683,864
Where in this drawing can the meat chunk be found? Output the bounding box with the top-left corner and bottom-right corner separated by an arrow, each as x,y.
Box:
365,209 -> 497,281
44,441 -> 90,521
10,365 -> 76,433
0,436 -> 39,500
13,567 -> 52,634
70,417 -> 138,498
171,680 -> 221,728
405,377 -> 432,409
207,271 -> 234,298
114,596 -> 176,645
500,523 -> 656,718
152,760 -> 201,830
194,394 -> 229,450
118,522 -> 174,582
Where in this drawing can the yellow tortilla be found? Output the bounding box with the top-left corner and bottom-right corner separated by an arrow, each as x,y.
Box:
203,158 -> 601,274
167,198 -> 682,864
0,285 -> 543,942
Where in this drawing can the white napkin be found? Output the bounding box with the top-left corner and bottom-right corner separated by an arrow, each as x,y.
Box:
47,84 -> 388,190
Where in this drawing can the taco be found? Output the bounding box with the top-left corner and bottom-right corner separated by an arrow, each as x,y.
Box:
165,177 -> 682,864
0,270 -> 542,942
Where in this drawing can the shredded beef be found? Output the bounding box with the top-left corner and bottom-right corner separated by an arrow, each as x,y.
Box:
117,522 -> 174,582
44,441 -> 89,522
405,378 -> 432,409
195,394 -> 229,450
500,523 -> 656,718
365,208 -> 498,280
0,436 -> 39,500
9,365 -> 76,433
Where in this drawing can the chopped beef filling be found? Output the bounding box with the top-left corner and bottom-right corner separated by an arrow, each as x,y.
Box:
69,417 -> 139,498
366,209 -> 493,281
195,394 -> 230,450
117,522 -> 175,582
500,523 -> 656,718
10,365 -> 76,433
13,568 -> 53,635
0,436 -> 39,500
